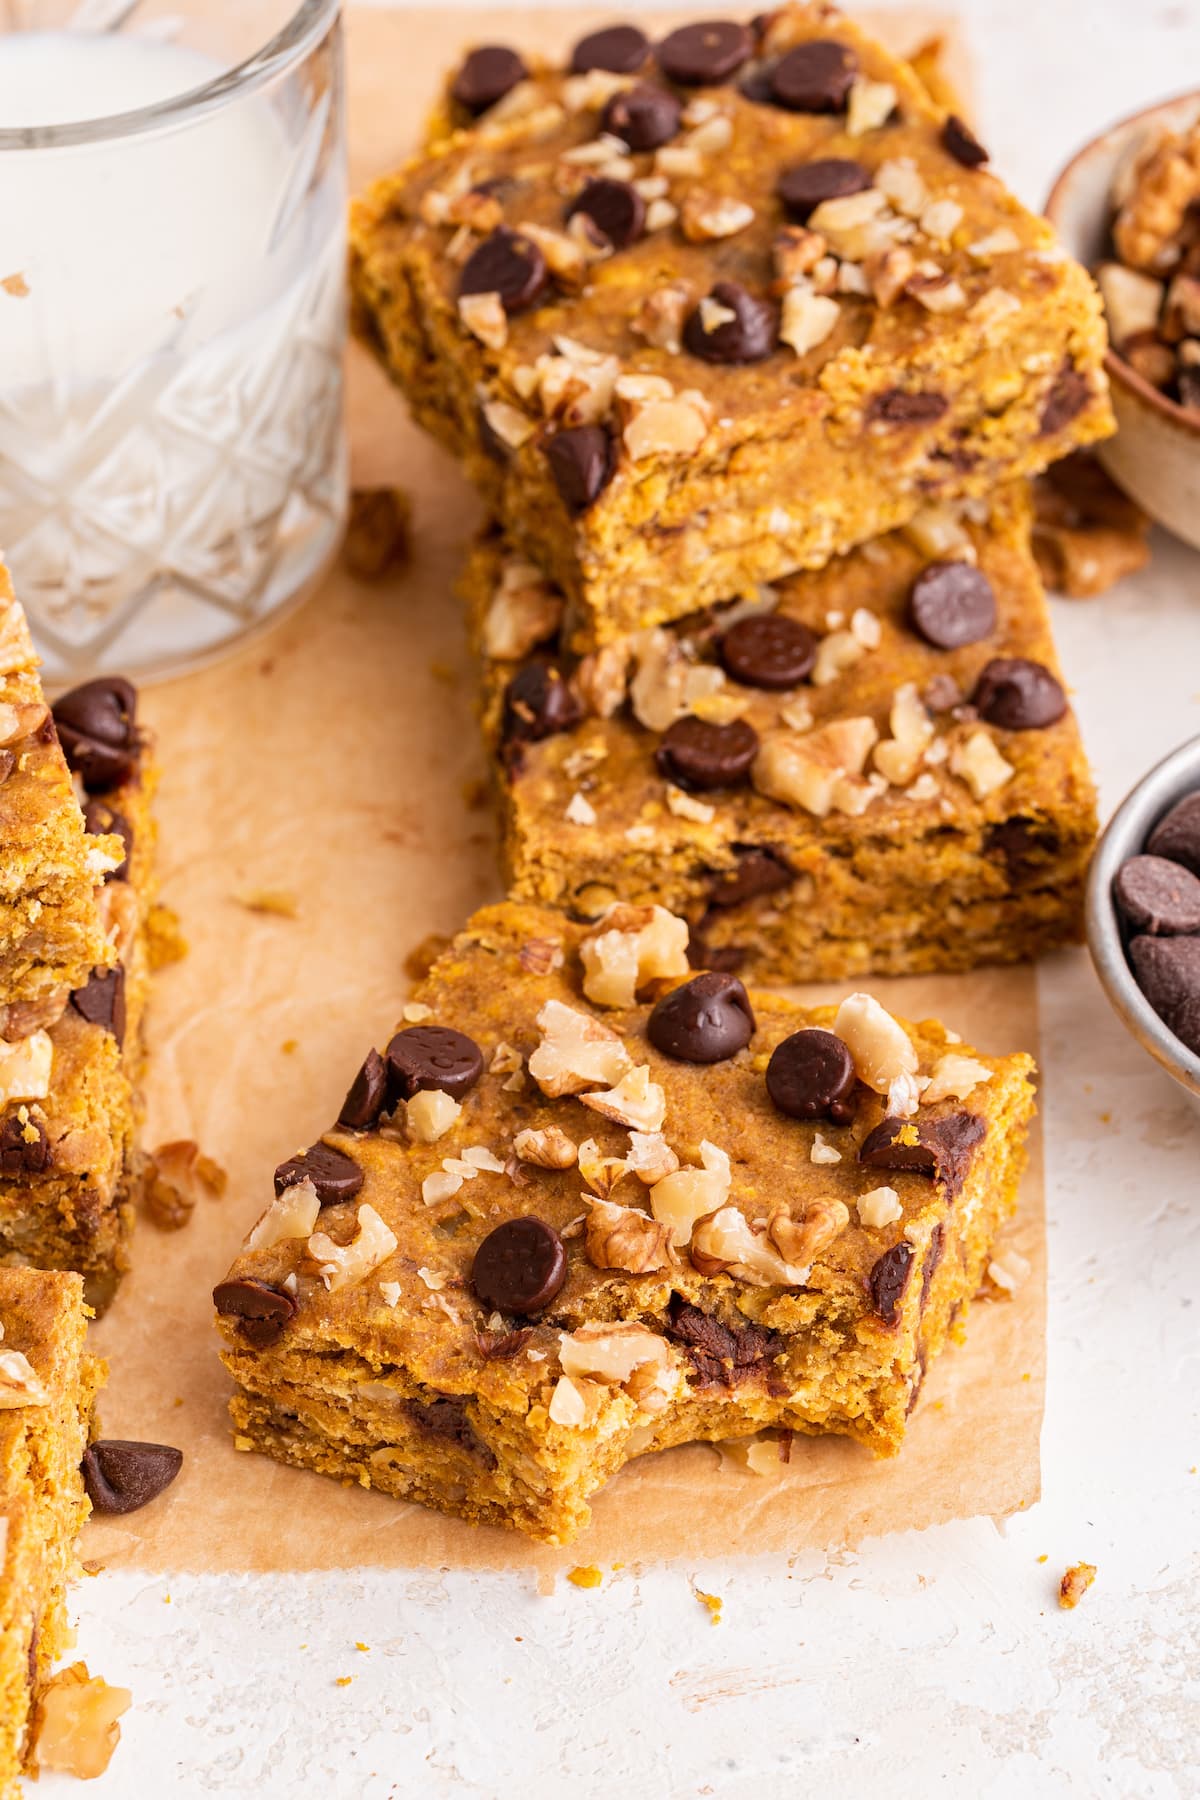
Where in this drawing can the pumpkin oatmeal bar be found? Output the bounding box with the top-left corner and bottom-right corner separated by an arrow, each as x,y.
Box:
466,484 -> 1097,982
350,5 -> 1113,647
214,899 -> 1035,1544
0,568 -> 121,1014
0,1267 -> 101,1796
0,676 -> 158,1309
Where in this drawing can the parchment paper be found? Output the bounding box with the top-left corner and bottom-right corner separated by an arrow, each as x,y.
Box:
85,7 -> 1045,1578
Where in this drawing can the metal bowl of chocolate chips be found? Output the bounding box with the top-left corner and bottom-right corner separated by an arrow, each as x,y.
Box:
1087,734 -> 1200,1096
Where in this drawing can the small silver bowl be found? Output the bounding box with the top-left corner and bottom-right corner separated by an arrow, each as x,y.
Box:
1086,734 -> 1200,1097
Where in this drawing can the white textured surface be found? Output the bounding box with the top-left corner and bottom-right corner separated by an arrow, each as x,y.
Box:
43,3 -> 1200,1795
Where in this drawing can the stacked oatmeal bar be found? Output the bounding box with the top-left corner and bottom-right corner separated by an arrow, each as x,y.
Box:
213,6 -> 1109,1539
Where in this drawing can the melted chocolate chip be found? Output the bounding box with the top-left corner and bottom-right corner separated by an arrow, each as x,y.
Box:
70,965 -> 125,1046
908,560 -> 997,649
387,1024 -> 484,1102
859,1110 -> 985,1196
656,715 -> 759,790
869,1241 -> 914,1324
666,1295 -> 783,1388
338,1048 -> 389,1130
1040,367 -> 1092,436
684,282 -> 778,364
984,816 -> 1060,880
571,23 -> 649,74
566,177 -> 646,248
459,228 -> 547,313
600,82 -> 682,151
1115,855 -> 1200,936
769,39 -> 857,112
471,1216 -> 567,1314
82,1440 -> 183,1515
451,45 -> 527,114
274,1140 -> 364,1206
657,19 -> 753,84
941,113 -> 989,167
407,1396 -> 495,1466
719,613 -> 817,688
705,846 -> 795,909
920,1221 -> 946,1313
777,156 -> 872,220
973,657 -> 1067,730
766,1027 -> 857,1123
83,798 -> 133,881
0,1111 -> 50,1177
52,677 -> 139,794
502,661 -> 583,749
1147,793 -> 1200,876
545,425 -> 615,512
647,971 -> 755,1062
868,389 -> 948,425
213,1277 -> 298,1347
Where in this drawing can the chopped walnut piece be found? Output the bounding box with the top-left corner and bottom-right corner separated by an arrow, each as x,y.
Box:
772,225 -> 828,284
753,718 -> 879,819
857,1185 -> 902,1227
146,1139 -> 228,1231
1114,122 -> 1200,272
632,282 -> 692,353
579,902 -> 690,1008
0,988 -> 68,1042
876,157 -> 927,219
1058,1561 -> 1097,1610
780,285 -> 839,355
457,291 -> 508,349
31,1662 -> 131,1780
648,1140 -> 731,1246
874,683 -> 935,787
809,186 -> 889,258
577,1136 -> 630,1199
626,1130 -> 680,1185
680,191 -> 755,242
0,699 -> 47,748
308,1203 -> 398,1292
0,596 -> 34,675
559,1321 -> 678,1415
866,244 -> 916,307
617,375 -> 712,461
528,999 -> 633,1097
575,641 -> 631,718
244,1176 -> 322,1251
846,77 -> 896,136
902,503 -> 975,561
480,396 -> 537,452
0,1343 -> 49,1407
906,267 -> 967,312
406,1088 -> 462,1144
987,1246 -> 1032,1293
811,627 -> 866,686
922,1051 -> 993,1104
950,729 -> 1014,801
767,1197 -> 850,1267
969,287 -> 1022,337
585,1195 -> 676,1272
811,1133 -> 842,1165
0,1028 -> 52,1106
520,221 -> 590,287
667,786 -> 715,824
513,1125 -> 578,1169
834,992 -> 921,1117
920,198 -> 963,245
689,1204 -> 811,1286
579,1063 -> 666,1133
548,1373 -> 606,1427
518,936 -> 565,976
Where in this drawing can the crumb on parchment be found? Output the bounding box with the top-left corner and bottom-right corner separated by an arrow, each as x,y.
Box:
567,1565 -> 603,1590
695,1588 -> 723,1625
1058,1562 -> 1097,1609
232,888 -> 299,918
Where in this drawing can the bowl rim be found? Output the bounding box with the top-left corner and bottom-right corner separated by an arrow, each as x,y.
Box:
1044,85 -> 1200,440
1085,732 -> 1200,1098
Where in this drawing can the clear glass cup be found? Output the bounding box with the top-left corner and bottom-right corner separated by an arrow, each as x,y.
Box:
0,0 -> 347,683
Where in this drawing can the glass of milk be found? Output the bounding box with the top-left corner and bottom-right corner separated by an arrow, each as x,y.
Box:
0,0 -> 347,682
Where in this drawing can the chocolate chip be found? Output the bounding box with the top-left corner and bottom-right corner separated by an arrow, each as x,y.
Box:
666,1295 -> 783,1387
1147,793 -> 1200,876
1115,854 -> 1200,936
565,177 -> 646,248
1040,366 -> 1092,436
83,798 -> 133,882
502,661 -> 583,748
719,613 -> 817,688
212,1277 -> 298,1347
859,1111 -> 985,1195
1130,935 -> 1200,1052
908,561 -> 997,649
476,1325 -> 533,1360
545,425 -> 615,512
451,45 -> 527,114
52,677 -> 139,794
0,1112 -> 50,1177
571,23 -> 649,73
600,82 -> 683,150
459,228 -> 547,313
941,113 -> 988,167
274,1140 -> 363,1206
647,972 -> 755,1063
973,657 -> 1067,730
869,1241 -> 914,1324
657,19 -> 753,84
684,282 -> 777,364
656,715 -> 759,790
766,1027 -> 857,1123
705,846 -> 794,909
920,1221 -> 946,1312
407,1396 -> 476,1451
984,816 -> 1060,881
338,1048 -> 388,1130
777,156 -> 872,220
82,1440 -> 182,1515
387,1024 -> 484,1101
471,1216 -> 567,1314
769,39 -> 857,112
70,966 -> 125,1046
868,389 -> 948,425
